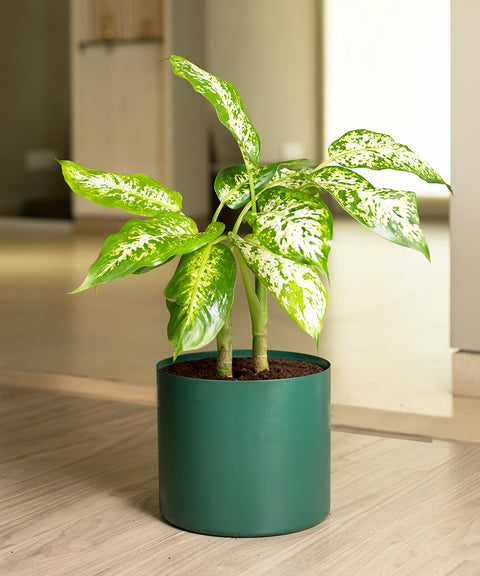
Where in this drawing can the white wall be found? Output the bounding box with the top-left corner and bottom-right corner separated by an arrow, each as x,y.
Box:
206,0 -> 319,165
324,0 -> 450,196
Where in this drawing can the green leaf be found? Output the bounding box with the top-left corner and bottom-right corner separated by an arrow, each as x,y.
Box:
214,159 -> 319,210
229,233 -> 327,343
214,165 -> 255,209
328,129 -> 452,193
59,160 -> 182,216
214,164 -> 277,209
311,166 -> 430,260
165,243 -> 237,358
250,186 -> 332,277
169,55 -> 261,169
72,216 -> 225,292
132,221 -> 226,275
265,159 -> 318,190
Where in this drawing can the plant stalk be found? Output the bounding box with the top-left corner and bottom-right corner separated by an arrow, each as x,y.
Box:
253,277 -> 268,372
235,246 -> 269,373
216,315 -> 233,378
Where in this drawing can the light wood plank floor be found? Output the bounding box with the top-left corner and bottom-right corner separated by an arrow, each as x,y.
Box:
2,382 -> 480,576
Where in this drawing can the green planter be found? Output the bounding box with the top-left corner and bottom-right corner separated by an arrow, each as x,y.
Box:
157,350 -> 331,537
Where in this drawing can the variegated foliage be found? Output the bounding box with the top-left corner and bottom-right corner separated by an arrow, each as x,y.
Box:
328,129 -> 452,193
265,159 -> 318,191
229,233 -> 327,343
214,165 -> 269,210
72,218 -> 225,292
248,186 -> 332,278
61,55 -> 452,366
309,167 -> 430,260
170,55 -> 260,170
165,243 -> 237,358
59,161 -> 182,216
214,159 -> 318,209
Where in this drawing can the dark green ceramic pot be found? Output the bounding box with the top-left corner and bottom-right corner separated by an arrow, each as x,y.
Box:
157,349 -> 331,537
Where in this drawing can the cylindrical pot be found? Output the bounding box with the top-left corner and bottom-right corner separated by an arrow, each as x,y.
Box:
157,349 -> 331,537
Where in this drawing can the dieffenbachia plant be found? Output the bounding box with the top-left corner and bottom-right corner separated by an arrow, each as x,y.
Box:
59,55 -> 452,378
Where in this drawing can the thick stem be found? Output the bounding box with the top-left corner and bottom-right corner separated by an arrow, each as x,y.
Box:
253,277 -> 269,372
235,248 -> 269,372
216,315 -> 233,378
255,277 -> 267,308
252,329 -> 268,372
235,154 -> 269,373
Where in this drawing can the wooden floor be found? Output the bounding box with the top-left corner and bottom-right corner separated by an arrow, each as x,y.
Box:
2,381 -> 480,576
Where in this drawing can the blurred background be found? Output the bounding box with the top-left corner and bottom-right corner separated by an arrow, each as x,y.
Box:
0,0 -> 450,222
2,0 -> 479,440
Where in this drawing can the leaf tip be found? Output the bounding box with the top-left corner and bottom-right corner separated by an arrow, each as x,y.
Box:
417,239 -> 431,262
69,278 -> 94,294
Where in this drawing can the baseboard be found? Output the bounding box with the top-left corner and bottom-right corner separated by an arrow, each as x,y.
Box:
453,350 -> 480,398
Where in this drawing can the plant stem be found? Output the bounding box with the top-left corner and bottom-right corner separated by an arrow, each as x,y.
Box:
211,199 -> 226,223
216,315 -> 233,378
248,170 -> 257,215
253,277 -> 269,372
236,155 -> 269,372
234,247 -> 269,372
232,201 -> 252,235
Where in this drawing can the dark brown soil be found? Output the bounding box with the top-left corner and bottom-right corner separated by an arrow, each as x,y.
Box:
163,356 -> 323,381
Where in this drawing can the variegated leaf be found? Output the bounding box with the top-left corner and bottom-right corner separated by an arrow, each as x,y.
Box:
133,221 -> 226,275
311,166 -> 430,260
328,129 -> 452,193
170,55 -> 260,169
250,186 -> 332,277
229,233 -> 327,343
59,160 -> 182,216
265,159 -> 318,190
214,159 -> 319,209
165,243 -> 237,358
310,165 -> 372,195
72,216 -> 225,292
214,165 -> 262,210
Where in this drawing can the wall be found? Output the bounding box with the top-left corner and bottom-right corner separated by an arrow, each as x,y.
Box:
70,0 -> 209,222
206,0 -> 320,166
0,0 -> 70,218
70,1 -> 165,219
451,0 -> 480,353
70,1 -> 451,222
164,0 -> 209,220
71,0 -> 316,222
323,0 -> 450,197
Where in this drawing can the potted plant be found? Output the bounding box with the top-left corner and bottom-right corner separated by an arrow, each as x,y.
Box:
59,55 -> 451,537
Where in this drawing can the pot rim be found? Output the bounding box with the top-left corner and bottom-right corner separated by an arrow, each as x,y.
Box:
157,349 -> 331,383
